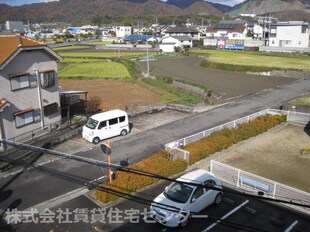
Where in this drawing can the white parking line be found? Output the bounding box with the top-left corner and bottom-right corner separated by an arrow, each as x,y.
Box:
201,200 -> 249,232
284,220 -> 298,232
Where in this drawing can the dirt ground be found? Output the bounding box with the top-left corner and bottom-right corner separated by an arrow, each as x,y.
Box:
217,123 -> 310,192
140,56 -> 296,101
58,79 -> 161,110
59,56 -> 298,109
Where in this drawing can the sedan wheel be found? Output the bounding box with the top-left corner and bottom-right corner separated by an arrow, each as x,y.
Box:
179,213 -> 191,227
214,193 -> 222,205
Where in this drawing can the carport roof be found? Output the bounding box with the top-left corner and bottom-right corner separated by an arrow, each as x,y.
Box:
59,90 -> 88,95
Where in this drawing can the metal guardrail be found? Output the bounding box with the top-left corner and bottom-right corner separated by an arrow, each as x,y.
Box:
210,160 -> 310,215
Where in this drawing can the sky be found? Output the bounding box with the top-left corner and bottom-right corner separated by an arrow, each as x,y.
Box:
0,0 -> 246,7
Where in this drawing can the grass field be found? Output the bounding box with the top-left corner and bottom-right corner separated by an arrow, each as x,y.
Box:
87,41 -> 113,45
290,95 -> 310,106
191,49 -> 310,70
59,58 -> 105,63
59,61 -> 130,78
53,46 -> 90,51
58,51 -> 150,58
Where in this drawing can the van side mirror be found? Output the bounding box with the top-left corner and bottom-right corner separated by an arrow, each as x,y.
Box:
191,198 -> 197,203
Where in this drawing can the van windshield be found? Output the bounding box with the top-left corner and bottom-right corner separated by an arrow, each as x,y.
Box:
85,118 -> 99,129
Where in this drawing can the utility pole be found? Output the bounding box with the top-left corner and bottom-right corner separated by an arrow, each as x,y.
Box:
146,46 -> 150,77
100,141 -> 112,183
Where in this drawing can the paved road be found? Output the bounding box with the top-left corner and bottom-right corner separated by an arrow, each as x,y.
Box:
0,77 -> 309,216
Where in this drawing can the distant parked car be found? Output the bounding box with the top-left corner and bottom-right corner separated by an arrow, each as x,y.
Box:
150,169 -> 223,227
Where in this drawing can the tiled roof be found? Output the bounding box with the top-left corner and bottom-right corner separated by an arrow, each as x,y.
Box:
166,27 -> 199,33
0,34 -> 44,65
206,24 -> 246,33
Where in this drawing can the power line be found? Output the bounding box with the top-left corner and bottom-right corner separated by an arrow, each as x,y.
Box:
0,155 -> 270,232
1,139 -> 310,209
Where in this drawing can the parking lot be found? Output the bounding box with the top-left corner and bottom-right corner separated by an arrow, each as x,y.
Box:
16,180 -> 310,232
12,120 -> 310,232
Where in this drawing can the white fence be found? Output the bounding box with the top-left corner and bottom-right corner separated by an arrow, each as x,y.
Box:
287,111 -> 310,125
210,160 -> 310,215
165,109 -> 310,162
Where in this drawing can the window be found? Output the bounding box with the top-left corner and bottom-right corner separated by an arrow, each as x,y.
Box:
119,116 -> 125,123
204,180 -> 216,192
40,70 -> 55,88
108,118 -> 118,126
43,103 -> 58,116
10,74 -> 30,90
98,121 -> 107,129
192,186 -> 204,201
302,25 -> 307,34
14,109 -> 34,128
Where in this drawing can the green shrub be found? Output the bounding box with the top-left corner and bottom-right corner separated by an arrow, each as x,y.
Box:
186,114 -> 286,165
156,75 -> 173,84
95,151 -> 187,203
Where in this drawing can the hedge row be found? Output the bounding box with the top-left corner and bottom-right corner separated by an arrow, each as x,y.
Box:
95,152 -> 187,203
185,114 -> 286,165
95,114 -> 286,203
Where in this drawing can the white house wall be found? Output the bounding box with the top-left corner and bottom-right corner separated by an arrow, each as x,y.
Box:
115,26 -> 132,38
269,25 -> 309,48
162,37 -> 193,47
0,50 -> 61,140
159,44 -> 175,52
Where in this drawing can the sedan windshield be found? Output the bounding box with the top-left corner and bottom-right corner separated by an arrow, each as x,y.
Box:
163,183 -> 194,203
85,118 -> 99,129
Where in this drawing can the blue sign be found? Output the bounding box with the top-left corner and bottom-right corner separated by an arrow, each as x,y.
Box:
217,39 -> 244,50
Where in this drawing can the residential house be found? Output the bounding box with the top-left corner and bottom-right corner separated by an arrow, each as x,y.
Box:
115,26 -> 132,38
164,27 -> 200,40
205,20 -> 247,39
132,25 -> 150,35
159,36 -> 193,53
269,21 -> 309,48
0,34 -> 62,150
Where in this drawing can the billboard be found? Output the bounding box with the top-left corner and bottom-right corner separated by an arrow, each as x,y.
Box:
217,39 -> 244,50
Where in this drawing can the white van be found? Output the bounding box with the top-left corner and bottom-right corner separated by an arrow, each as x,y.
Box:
82,109 -> 129,144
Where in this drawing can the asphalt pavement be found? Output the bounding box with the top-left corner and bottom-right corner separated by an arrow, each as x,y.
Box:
0,77 -> 310,231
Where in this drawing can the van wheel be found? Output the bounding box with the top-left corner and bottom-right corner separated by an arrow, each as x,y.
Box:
120,129 -> 127,136
92,137 -> 100,144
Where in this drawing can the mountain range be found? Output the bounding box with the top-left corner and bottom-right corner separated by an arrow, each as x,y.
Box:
0,0 -> 309,24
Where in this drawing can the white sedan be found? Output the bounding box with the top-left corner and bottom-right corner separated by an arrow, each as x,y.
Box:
150,169 -> 223,227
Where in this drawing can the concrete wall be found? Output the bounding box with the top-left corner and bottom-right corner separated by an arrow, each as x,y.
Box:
203,38 -> 264,47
